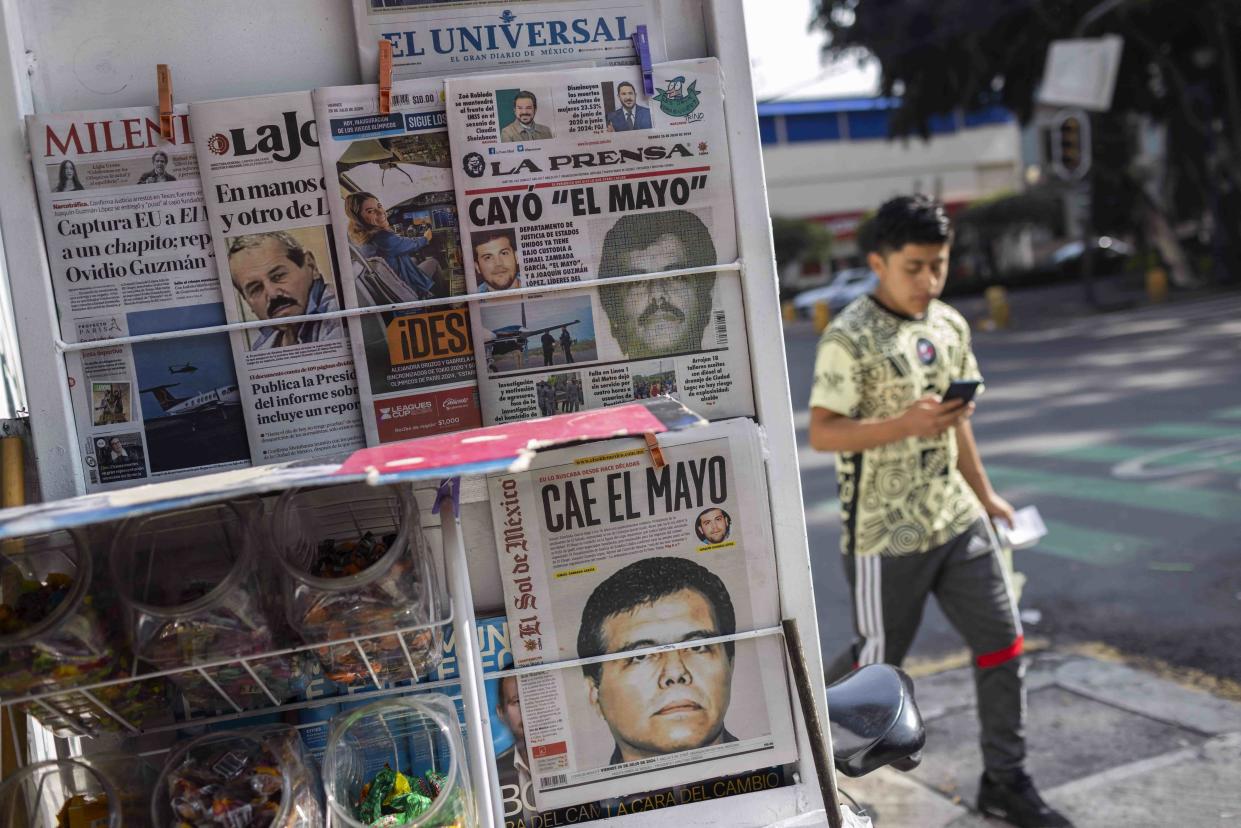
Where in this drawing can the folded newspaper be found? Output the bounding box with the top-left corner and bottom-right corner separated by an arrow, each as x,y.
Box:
487,418 -> 795,810
190,91 -> 367,464
352,0 -> 665,81
27,106 -> 251,491
446,58 -> 755,427
315,79 -> 482,445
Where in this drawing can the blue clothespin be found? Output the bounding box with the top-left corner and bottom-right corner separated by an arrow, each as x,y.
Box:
432,476 -> 461,518
632,25 -> 654,95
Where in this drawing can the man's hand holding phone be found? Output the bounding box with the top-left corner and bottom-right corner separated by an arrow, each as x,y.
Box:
900,394 -> 973,438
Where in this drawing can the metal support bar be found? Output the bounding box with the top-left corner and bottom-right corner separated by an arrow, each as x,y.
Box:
439,486 -> 501,828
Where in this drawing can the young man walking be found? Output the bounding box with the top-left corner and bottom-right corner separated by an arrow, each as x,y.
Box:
809,195 -> 1071,828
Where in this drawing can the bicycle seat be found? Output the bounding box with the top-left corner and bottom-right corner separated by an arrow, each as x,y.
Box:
826,663 -> 926,778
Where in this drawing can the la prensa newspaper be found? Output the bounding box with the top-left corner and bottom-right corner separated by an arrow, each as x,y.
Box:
487,418 -> 795,810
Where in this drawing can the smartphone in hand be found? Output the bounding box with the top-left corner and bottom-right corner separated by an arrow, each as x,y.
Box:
942,379 -> 980,406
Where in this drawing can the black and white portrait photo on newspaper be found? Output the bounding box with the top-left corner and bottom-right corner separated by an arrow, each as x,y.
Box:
597,209 -> 718,360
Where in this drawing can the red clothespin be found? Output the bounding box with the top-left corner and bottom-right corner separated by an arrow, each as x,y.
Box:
644,432 -> 666,469
156,64 -> 174,141
378,39 -> 394,115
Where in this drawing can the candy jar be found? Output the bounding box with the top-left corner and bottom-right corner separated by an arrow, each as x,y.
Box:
110,501 -> 299,715
0,529 -> 164,734
0,757 -> 121,827
322,695 -> 474,827
270,483 -> 444,690
151,725 -> 323,827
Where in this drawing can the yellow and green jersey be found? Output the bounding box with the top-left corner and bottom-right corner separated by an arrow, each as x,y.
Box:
810,296 -> 984,557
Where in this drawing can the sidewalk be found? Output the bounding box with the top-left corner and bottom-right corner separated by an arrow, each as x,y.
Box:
838,650 -> 1241,827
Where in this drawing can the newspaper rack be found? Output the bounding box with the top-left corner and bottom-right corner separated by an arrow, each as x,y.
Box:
0,2 -> 836,826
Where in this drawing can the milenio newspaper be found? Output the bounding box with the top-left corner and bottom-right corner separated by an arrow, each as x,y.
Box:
352,0 -> 664,82
488,418 -> 796,810
28,106 -> 251,491
191,91 -> 367,464
446,57 -> 756,426
315,79 -> 482,446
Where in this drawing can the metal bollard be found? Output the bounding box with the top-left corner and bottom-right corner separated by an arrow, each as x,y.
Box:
813,301 -> 831,333
1146,267 -> 1168,303
984,286 -> 1010,329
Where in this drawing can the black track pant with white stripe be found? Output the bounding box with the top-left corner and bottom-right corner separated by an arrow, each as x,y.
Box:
825,518 -> 1027,778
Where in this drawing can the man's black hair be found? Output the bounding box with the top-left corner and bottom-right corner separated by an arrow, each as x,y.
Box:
578,556 -> 736,686
514,90 -> 537,109
870,194 -> 952,255
472,227 -> 516,257
616,81 -> 637,95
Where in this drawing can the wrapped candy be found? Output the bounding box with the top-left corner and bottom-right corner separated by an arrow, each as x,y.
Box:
270,484 -> 444,690
153,726 -> 322,828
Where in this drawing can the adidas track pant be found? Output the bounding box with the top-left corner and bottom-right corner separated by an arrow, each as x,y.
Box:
825,518 -> 1027,778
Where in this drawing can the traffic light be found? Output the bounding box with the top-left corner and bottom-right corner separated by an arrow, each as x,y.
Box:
1059,116 -> 1083,175
1049,109 -> 1091,181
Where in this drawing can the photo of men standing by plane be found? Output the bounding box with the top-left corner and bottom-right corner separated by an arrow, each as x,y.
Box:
127,303 -> 250,475
479,295 -> 596,374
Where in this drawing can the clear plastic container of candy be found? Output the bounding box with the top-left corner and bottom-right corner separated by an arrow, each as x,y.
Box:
110,501 -> 300,715
0,529 -> 167,734
0,757 -> 121,827
270,483 -> 445,689
322,695 -> 474,827
151,725 -> 323,827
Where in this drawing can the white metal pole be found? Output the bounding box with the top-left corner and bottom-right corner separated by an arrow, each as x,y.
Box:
440,486 -> 502,828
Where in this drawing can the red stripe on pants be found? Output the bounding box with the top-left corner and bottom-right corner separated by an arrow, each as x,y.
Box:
976,635 -> 1024,669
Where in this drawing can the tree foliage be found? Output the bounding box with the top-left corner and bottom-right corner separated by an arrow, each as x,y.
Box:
771,216 -> 833,270
813,0 -> 1241,279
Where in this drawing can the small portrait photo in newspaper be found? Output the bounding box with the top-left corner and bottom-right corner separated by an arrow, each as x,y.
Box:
91,382 -> 132,426
497,88 -> 554,144
225,227 -> 344,350
135,149 -> 177,184
50,159 -> 85,192
596,209 -> 719,360
694,507 -> 733,546
471,227 -> 522,292
603,80 -> 653,133
569,555 -> 770,769
93,432 -> 146,484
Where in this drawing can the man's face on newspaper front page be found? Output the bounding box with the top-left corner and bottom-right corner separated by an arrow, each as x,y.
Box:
231,236 -> 316,323
497,675 -> 526,749
697,508 -> 730,544
602,233 -> 714,359
514,95 -> 537,126
474,234 -> 520,290
588,588 -> 732,762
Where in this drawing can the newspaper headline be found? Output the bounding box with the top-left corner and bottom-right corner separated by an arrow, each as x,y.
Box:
487,419 -> 795,810
28,106 -> 251,491
191,91 -> 367,464
446,58 -> 755,427
352,0 -> 664,81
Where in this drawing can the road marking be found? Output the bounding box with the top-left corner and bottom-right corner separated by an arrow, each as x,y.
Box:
1132,422 -> 1241,440
1213,406 -> 1241,421
1047,441 -> 1241,473
1030,520 -> 1149,566
986,465 -> 1236,520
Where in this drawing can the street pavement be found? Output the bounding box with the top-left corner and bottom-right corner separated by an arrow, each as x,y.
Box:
784,279 -> 1241,825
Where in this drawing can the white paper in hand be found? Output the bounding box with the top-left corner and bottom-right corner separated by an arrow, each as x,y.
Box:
997,506 -> 1047,549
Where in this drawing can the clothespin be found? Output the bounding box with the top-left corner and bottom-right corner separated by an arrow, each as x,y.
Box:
432,476 -> 461,518
643,432 -> 666,470
378,39 -> 394,115
156,64 -> 174,141
632,25 -> 654,95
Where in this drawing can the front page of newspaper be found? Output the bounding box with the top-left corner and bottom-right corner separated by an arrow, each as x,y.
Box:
28,106 -> 251,491
191,92 -> 366,464
352,0 -> 664,81
487,418 -> 795,809
315,80 -> 482,446
446,58 -> 756,425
